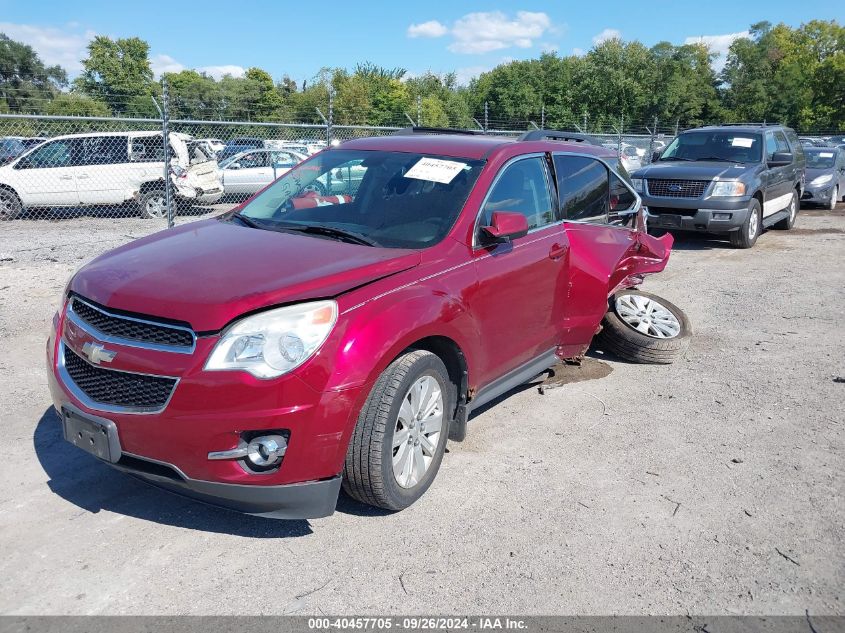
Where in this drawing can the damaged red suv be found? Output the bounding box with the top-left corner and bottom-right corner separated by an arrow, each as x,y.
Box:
47,128 -> 685,519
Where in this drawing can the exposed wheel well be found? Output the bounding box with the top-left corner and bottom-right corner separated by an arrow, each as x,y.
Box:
0,183 -> 20,199
404,336 -> 468,399
753,191 -> 763,206
139,180 -> 165,195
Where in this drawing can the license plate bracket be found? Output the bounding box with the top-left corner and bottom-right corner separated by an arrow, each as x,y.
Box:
657,214 -> 681,227
61,408 -> 122,463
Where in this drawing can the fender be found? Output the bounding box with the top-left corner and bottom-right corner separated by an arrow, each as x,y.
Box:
294,281 -> 480,395
609,231 -> 674,296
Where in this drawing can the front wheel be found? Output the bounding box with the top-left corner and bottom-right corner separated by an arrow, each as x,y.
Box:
774,190 -> 798,230
829,186 -> 839,211
596,290 -> 692,364
0,188 -> 22,221
730,198 -> 761,248
343,350 -> 454,511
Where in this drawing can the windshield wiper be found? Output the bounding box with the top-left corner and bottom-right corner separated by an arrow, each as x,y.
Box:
230,211 -> 268,230
659,156 -> 694,161
695,156 -> 737,163
278,224 -> 379,247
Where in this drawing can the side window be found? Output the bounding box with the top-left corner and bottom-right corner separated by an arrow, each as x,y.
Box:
16,139 -> 78,169
609,173 -> 637,227
481,157 -> 554,231
272,151 -> 298,168
129,136 -> 165,162
239,151 -> 268,168
765,133 -> 779,161
774,132 -> 790,155
553,155 -> 609,223
82,136 -> 129,165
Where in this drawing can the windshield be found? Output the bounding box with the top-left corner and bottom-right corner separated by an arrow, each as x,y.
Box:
806,150 -> 836,169
660,131 -> 762,163
236,149 -> 485,249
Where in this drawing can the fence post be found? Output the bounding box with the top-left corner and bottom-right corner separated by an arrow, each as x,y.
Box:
417,95 -> 422,127
541,104 -> 545,129
648,116 -> 658,164
582,111 -> 587,132
161,78 -> 174,229
326,86 -> 334,147
617,113 -> 623,160
484,101 -> 489,134
674,119 -> 679,138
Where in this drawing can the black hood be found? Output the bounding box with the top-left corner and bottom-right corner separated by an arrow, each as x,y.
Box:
633,160 -> 759,181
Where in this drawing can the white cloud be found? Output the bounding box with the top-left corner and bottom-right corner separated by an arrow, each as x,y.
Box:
540,42 -> 558,53
0,22 -> 95,75
592,28 -> 622,45
572,47 -> 585,57
407,20 -> 448,38
685,31 -> 750,71
150,54 -> 184,76
198,65 -> 246,79
442,11 -> 551,54
455,65 -> 491,86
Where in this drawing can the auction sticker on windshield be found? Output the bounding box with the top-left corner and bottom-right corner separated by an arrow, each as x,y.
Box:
731,137 -> 754,148
405,157 -> 467,184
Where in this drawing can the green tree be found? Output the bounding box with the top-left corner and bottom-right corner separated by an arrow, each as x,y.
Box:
0,33 -> 67,113
74,36 -> 154,112
45,93 -> 111,116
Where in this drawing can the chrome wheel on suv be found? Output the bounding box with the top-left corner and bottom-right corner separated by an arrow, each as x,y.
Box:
393,375 -> 444,488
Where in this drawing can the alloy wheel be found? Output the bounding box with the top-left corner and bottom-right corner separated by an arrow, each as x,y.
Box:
392,374 -> 443,489
615,294 -> 682,339
146,195 -> 167,218
748,207 -> 759,241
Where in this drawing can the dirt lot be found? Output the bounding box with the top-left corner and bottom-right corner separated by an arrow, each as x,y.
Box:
0,205 -> 842,615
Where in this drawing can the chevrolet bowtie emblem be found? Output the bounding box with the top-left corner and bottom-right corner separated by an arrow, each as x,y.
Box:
81,342 -> 117,365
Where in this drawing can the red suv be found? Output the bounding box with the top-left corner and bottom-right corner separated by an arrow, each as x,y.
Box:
47,129 -> 683,519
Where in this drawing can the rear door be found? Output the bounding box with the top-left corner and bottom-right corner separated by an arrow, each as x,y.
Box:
469,155 -> 569,388
10,139 -> 81,206
554,153 -> 642,349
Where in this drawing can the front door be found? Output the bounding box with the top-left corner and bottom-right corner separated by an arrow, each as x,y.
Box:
11,139 -> 80,206
469,155 -> 569,388
763,130 -> 795,217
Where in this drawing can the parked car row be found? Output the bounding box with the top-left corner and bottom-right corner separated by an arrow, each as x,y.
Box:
630,123 -> 844,249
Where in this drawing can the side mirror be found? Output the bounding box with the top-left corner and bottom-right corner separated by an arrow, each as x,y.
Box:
481,211 -> 529,243
768,152 -> 792,167
228,162 -> 241,170
651,151 -> 661,163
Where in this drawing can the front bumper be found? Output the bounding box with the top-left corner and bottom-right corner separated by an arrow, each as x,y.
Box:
642,194 -> 750,233
802,185 -> 834,204
46,313 -> 362,519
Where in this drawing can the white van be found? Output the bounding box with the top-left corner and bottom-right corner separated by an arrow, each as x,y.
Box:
0,131 -> 223,220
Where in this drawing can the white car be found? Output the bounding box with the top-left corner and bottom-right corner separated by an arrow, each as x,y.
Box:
218,148 -> 307,196
0,131 -> 223,220
197,138 -> 226,155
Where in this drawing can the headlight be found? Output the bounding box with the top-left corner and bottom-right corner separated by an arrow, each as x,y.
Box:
631,178 -> 644,193
811,174 -> 833,186
205,300 -> 338,379
711,181 -> 746,197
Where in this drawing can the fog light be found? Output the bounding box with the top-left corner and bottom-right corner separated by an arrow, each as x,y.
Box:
713,212 -> 732,220
246,435 -> 287,467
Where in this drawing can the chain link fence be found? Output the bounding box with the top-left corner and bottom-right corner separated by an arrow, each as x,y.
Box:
1,90 -> 841,231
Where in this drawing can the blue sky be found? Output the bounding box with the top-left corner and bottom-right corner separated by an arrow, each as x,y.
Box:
1,0 -> 842,85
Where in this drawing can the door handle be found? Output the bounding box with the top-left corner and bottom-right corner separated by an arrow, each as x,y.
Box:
549,243 -> 567,260
59,175 -> 74,180
77,173 -> 90,179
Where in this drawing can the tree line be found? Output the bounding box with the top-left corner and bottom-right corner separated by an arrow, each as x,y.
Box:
1,19 -> 843,132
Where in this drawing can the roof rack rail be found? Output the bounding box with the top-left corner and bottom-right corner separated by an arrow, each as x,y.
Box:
517,129 -> 603,146
718,122 -> 781,127
391,126 -> 483,136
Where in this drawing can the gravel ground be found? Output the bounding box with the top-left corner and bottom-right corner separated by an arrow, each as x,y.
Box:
0,205 -> 842,616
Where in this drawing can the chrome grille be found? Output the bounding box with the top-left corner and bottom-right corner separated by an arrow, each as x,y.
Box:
69,296 -> 194,350
647,179 -> 709,198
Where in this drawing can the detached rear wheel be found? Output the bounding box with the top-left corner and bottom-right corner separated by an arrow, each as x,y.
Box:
597,290 -> 691,364
343,350 -> 453,511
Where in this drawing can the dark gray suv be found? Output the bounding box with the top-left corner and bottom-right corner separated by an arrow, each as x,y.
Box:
630,124 -> 805,248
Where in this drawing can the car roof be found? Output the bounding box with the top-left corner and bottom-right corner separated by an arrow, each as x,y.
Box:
337,133 -> 614,161
690,124 -> 792,135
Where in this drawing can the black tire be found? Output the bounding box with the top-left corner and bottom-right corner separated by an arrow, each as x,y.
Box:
343,350 -> 454,511
138,189 -> 168,219
774,190 -> 799,230
730,198 -> 761,248
0,188 -> 23,221
596,290 -> 692,365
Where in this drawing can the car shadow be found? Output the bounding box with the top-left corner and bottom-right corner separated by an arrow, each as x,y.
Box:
650,229 -> 734,250
33,407 -> 315,537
